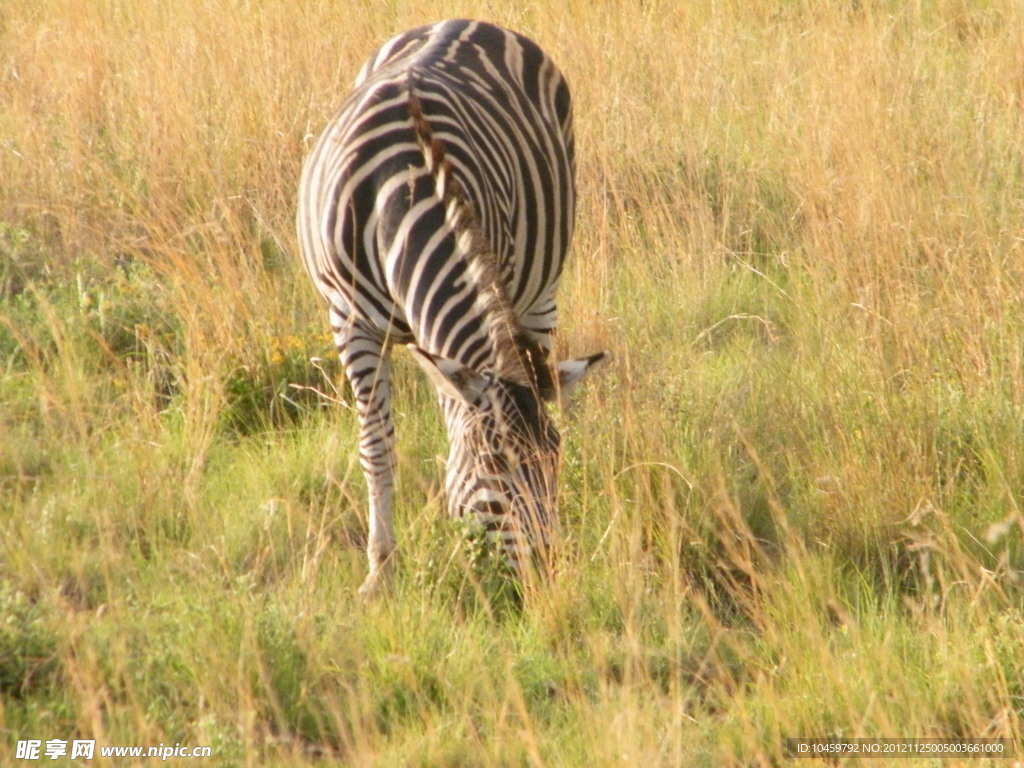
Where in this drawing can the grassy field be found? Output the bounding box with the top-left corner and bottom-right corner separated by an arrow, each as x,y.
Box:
2,0 -> 1023,764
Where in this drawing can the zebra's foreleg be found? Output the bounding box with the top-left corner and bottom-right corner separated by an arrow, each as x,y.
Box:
335,315 -> 398,596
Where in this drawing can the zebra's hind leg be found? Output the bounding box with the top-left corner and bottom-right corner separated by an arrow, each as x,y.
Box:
334,312 -> 398,597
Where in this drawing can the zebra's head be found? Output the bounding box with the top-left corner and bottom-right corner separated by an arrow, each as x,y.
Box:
409,344 -> 606,576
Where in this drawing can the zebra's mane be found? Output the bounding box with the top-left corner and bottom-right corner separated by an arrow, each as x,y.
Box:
407,80 -> 556,398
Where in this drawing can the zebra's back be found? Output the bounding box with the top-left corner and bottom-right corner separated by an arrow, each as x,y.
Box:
297,19 -> 576,357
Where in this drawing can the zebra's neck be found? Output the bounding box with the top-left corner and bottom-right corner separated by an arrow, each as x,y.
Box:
397,85 -> 537,389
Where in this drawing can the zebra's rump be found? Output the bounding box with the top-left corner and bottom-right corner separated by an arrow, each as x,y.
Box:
297,19 -> 575,351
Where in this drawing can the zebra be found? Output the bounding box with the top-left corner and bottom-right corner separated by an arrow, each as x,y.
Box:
296,19 -> 606,596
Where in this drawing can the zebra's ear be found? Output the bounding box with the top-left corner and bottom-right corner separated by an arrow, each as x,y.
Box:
551,350 -> 609,403
408,345 -> 488,405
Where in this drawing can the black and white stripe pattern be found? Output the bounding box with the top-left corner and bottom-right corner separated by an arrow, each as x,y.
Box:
297,19 -> 605,595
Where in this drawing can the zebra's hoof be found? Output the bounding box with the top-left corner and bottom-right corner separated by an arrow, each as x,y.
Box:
357,555 -> 397,599
357,573 -> 386,599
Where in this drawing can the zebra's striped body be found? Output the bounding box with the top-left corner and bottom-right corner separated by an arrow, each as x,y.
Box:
297,19 -> 604,595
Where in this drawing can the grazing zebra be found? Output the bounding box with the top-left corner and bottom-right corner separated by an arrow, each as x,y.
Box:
296,19 -> 606,596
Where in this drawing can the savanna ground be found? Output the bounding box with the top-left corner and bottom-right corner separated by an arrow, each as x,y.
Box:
2,0 -> 1023,765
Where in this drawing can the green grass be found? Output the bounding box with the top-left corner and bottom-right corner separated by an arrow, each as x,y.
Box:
2,0 -> 1024,765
